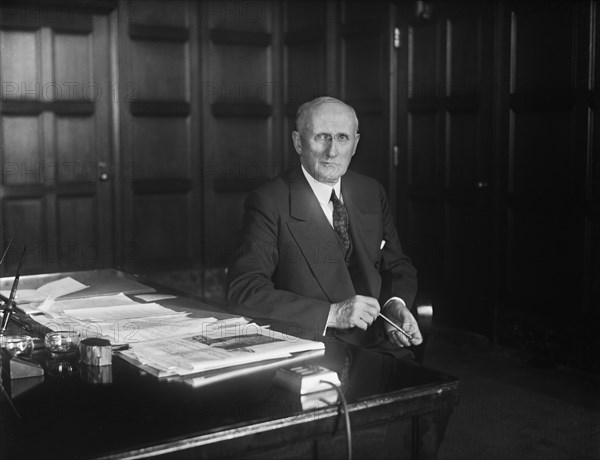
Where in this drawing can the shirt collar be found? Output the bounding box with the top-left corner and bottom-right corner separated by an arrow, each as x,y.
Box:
301,165 -> 342,205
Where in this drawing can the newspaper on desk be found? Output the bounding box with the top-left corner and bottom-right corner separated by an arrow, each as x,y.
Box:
117,320 -> 324,379
15,276 -> 325,384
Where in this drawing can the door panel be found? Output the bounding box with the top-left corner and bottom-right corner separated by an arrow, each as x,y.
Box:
399,1 -> 495,333
0,8 -> 115,273
505,1 -> 586,317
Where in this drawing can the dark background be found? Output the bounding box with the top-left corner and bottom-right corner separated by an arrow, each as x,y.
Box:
0,0 -> 598,372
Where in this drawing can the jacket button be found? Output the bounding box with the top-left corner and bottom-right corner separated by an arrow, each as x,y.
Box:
374,261 -> 380,269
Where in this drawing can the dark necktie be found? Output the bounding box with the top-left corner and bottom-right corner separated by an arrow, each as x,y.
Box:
330,189 -> 352,259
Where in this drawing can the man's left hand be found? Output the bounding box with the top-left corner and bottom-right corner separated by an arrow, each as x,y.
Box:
383,301 -> 423,347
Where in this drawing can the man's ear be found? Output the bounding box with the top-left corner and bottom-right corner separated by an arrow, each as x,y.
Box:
292,131 -> 302,155
352,133 -> 360,156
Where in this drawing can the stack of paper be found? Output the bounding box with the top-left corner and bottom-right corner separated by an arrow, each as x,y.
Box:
117,321 -> 325,380
13,275 -> 325,386
1,277 -> 90,310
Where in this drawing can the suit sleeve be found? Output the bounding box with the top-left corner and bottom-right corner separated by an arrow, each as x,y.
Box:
226,189 -> 332,341
377,183 -> 418,310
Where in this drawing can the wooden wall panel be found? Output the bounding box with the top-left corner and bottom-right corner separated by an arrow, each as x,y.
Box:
132,118 -> 190,179
211,45 -> 269,103
284,0 -> 326,32
589,2 -> 600,313
505,1 -> 585,317
128,0 -> 188,26
285,42 -> 325,103
54,33 -> 92,101
0,30 -> 38,101
399,1 -> 495,332
133,195 -> 190,262
214,119 -> 270,164
408,113 -> 439,186
118,0 -> 199,270
344,34 -> 383,100
447,113 -> 478,187
512,4 -> 575,91
2,199 -> 45,269
2,116 -> 42,185
344,0 -> 388,23
409,22 -> 438,97
55,116 -> 95,181
510,111 -> 573,195
447,17 -> 479,95
205,0 -> 273,32
57,196 -> 97,269
200,0 -> 280,267
131,41 -> 189,101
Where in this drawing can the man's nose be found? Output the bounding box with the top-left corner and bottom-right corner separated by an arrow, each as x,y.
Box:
325,139 -> 338,157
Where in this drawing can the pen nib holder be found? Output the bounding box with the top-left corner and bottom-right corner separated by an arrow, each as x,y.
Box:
80,338 -> 112,367
9,356 -> 44,379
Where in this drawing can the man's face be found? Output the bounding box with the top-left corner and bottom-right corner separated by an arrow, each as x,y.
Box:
293,102 -> 360,185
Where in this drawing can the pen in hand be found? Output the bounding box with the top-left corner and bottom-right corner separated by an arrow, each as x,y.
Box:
378,313 -> 413,341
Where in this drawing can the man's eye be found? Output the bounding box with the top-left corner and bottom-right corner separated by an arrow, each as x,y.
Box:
315,134 -> 331,141
336,134 -> 349,142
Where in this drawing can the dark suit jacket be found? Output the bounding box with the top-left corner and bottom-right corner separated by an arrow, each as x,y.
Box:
226,166 -> 417,348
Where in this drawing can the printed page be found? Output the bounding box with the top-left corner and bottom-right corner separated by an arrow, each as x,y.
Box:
36,277 -> 89,299
37,293 -> 137,315
65,303 -> 183,322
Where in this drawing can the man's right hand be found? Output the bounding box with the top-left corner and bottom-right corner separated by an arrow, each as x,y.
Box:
327,295 -> 381,330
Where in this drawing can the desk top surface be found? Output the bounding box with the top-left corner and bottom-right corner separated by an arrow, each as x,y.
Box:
0,269 -> 458,460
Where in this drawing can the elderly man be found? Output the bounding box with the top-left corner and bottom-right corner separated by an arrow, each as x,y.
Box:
227,96 -> 422,371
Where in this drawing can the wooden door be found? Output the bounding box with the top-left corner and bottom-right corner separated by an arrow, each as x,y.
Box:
397,1 -> 496,333
0,3 -> 116,274
498,1 -> 592,328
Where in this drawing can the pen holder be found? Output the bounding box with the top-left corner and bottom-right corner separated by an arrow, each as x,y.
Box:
80,363 -> 113,385
80,338 -> 112,367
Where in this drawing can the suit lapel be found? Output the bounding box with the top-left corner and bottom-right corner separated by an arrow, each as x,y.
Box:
285,168 -> 355,302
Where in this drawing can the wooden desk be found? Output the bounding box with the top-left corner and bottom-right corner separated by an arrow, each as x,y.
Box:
0,270 -> 458,459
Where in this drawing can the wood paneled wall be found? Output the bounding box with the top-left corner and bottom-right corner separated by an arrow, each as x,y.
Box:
397,0 -> 599,337
1,0 -> 598,341
200,0 -> 281,267
116,0 -> 201,270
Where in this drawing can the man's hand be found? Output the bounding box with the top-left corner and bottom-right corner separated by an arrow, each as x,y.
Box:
383,301 -> 423,347
327,295 -> 381,330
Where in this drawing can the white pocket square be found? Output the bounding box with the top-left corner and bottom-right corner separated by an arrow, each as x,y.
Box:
380,240 -> 386,250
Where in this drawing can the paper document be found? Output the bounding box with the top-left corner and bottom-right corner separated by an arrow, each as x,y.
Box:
134,293 -> 177,302
1,276 -> 89,304
66,303 -> 182,322
118,323 -> 325,378
37,277 -> 89,298
37,293 -> 137,315
33,311 -> 220,346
